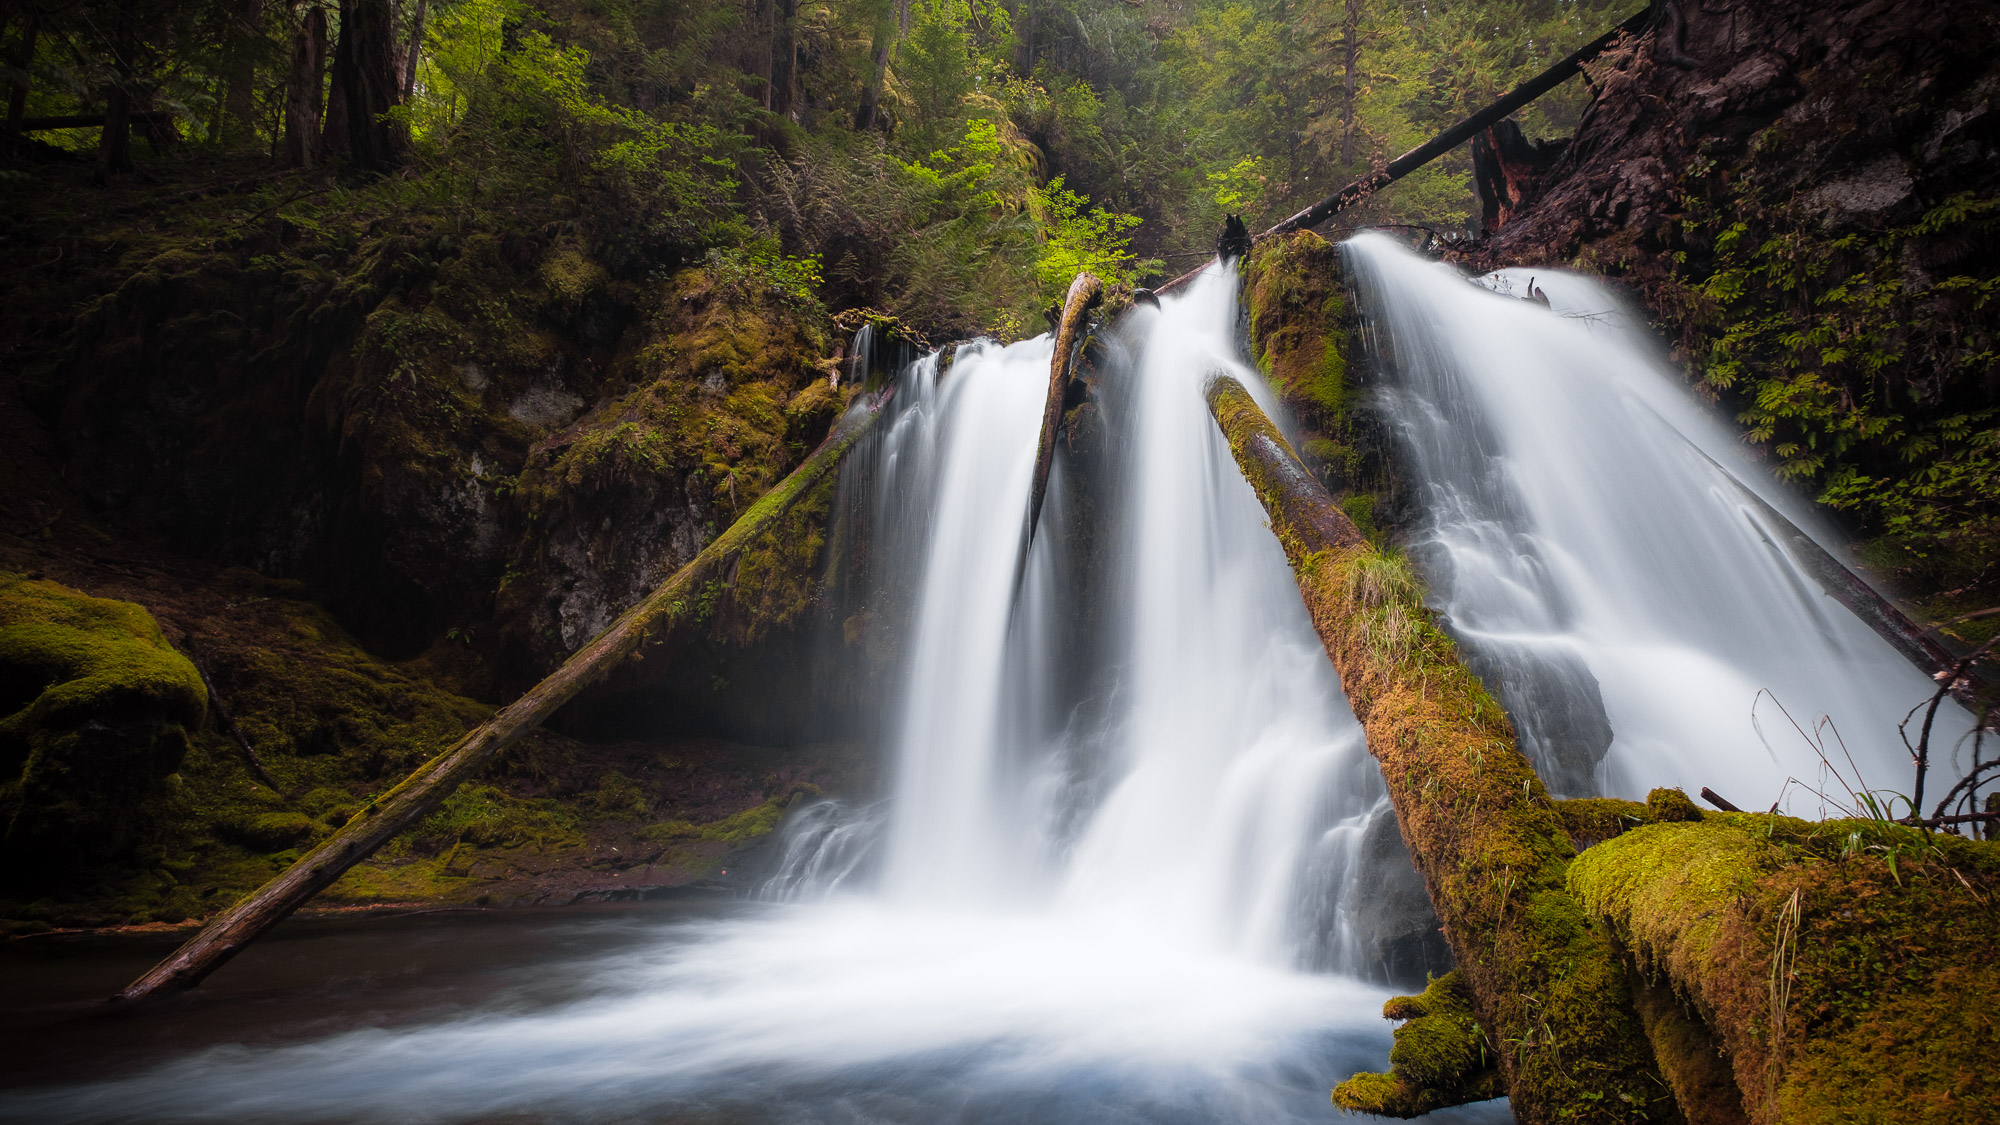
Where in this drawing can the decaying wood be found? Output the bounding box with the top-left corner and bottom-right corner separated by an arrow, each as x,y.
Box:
1156,5 -> 1652,294
1026,272 -> 1101,549
1205,374 -> 1668,1124
114,387 -> 897,1006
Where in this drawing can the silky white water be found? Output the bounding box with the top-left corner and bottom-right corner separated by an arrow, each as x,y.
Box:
5,266 -> 1475,1124
1346,233 -> 1972,809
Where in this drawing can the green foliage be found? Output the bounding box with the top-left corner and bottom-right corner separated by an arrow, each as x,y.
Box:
1683,187 -> 2000,565
1029,176 -> 1158,304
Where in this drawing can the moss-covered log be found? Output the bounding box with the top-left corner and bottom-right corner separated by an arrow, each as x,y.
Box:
113,386 -> 895,1005
1205,374 -> 1672,1123
1569,813 -> 2000,1124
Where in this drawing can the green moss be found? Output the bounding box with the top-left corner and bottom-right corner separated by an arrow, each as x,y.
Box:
1568,815 -> 2000,1123
1646,787 -> 1705,824
1334,971 -> 1506,1117
588,770 -> 651,819
1242,230 -> 1351,434
0,575 -> 207,882
643,786 -> 811,845
1558,798 -> 1654,848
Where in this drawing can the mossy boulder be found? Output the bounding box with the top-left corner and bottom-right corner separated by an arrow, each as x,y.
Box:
0,575 -> 206,882
1335,970 -> 1507,1117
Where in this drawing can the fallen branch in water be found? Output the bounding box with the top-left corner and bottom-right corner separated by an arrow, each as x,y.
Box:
1026,272 -> 1101,550
113,386 -> 897,1006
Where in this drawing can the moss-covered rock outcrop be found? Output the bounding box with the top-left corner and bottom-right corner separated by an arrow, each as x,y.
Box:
1569,814 -> 2000,1125
1334,970 -> 1506,1117
0,575 -> 206,883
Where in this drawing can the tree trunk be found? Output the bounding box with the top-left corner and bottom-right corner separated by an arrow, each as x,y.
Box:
285,3 -> 328,167
855,25 -> 891,129
769,0 -> 797,118
112,387 -> 898,1005
330,0 -> 404,171
1205,365 -> 1669,1124
5,5 -> 37,133
98,8 -> 135,176
401,0 -> 427,101
320,10 -> 349,160
1339,0 -> 1359,166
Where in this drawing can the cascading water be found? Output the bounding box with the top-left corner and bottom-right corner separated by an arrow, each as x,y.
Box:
6,265 -> 1484,1124
1345,232 -> 1973,808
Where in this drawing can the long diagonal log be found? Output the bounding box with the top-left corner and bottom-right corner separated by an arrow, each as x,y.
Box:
1685,440 -> 1986,709
1156,6 -> 1651,295
1205,374 -> 1669,1124
114,388 -> 896,1006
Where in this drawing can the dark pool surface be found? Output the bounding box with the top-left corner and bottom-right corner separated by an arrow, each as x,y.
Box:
0,902 -> 725,1091
0,901 -> 1514,1124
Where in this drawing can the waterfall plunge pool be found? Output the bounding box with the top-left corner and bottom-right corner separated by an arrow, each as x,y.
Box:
0,900 -> 1511,1123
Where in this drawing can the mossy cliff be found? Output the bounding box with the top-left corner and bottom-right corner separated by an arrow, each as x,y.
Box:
1206,376 -> 1670,1123
1570,812 -> 2000,1125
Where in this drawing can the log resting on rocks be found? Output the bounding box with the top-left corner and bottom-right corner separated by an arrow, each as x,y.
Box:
1205,374 -> 1674,1124
114,385 -> 897,1006
1026,272 -> 1102,550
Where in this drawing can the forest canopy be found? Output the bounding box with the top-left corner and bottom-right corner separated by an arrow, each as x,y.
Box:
0,0 -> 1633,336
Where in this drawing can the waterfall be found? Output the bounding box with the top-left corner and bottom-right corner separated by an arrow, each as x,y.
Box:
1345,232 -> 1972,810
8,265 -> 1479,1125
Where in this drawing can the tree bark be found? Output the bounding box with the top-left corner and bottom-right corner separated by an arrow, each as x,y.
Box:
330,0 -> 404,171
769,0 -> 797,118
98,7 -> 135,176
401,0 -> 427,101
285,3 -> 327,167
112,387 -> 897,1006
1204,370 -> 1670,1124
854,0 -> 906,132
5,4 -> 36,134
320,8 -> 349,160
223,0 -> 265,144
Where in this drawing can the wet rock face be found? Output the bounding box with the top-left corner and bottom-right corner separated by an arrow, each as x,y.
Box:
33,214 -> 835,706
1470,0 -> 2000,278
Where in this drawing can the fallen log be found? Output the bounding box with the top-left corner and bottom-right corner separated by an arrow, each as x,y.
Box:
1156,5 -> 1652,295
1206,374 -> 1671,1124
1681,437 -> 1986,710
1026,272 -> 1101,549
113,386 -> 897,1006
